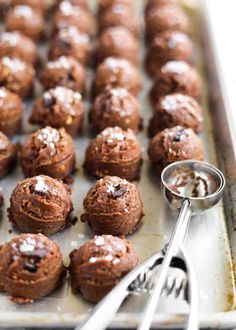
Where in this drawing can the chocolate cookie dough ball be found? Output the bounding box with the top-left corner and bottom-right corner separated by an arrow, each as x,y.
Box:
30,87 -> 84,136
5,5 -> 44,41
40,56 -> 85,94
95,27 -> 138,66
146,30 -> 193,76
48,26 -> 90,66
84,127 -> 141,180
9,175 -> 73,235
98,4 -> 138,36
0,32 -> 37,65
0,87 -> 22,136
145,4 -> 188,42
81,176 -> 144,236
20,126 -> 75,178
92,57 -> 140,98
69,235 -> 138,302
0,233 -> 65,303
149,93 -> 203,137
0,131 -> 16,177
0,57 -> 34,98
150,61 -> 202,105
52,1 -> 94,36
148,126 -> 204,168
90,87 -> 141,133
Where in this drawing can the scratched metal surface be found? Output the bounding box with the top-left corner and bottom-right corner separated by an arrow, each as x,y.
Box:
0,0 -> 235,328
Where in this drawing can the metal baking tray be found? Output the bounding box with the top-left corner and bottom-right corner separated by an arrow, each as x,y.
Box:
0,0 -> 236,328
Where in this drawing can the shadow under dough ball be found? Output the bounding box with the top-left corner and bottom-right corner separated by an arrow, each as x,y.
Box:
0,233 -> 66,303
90,87 -> 141,133
92,57 -> 141,98
84,126 -> 141,180
0,56 -> 34,98
48,26 -> 91,66
150,60 -> 202,105
146,30 -> 193,77
30,86 -> 84,136
40,56 -> 86,94
69,235 -> 138,302
95,26 -> 138,66
0,31 -> 37,65
52,1 -> 94,36
148,125 -> 204,168
20,126 -> 76,178
148,93 -> 203,137
0,0 -> 7,17
8,175 -> 73,235
5,5 -> 44,41
81,176 -> 144,236
0,131 -> 17,178
0,87 -> 22,136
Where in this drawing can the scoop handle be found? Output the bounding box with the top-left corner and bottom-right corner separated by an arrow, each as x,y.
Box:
137,198 -> 192,330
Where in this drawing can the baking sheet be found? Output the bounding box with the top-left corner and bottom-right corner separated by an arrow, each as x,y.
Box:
0,0 -> 235,328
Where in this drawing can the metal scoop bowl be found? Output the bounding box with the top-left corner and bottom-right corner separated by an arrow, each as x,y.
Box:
138,160 -> 225,330
162,160 -> 225,214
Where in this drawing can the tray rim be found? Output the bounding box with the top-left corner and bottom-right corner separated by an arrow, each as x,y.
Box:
1,310 -> 236,329
1,0 -> 236,328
